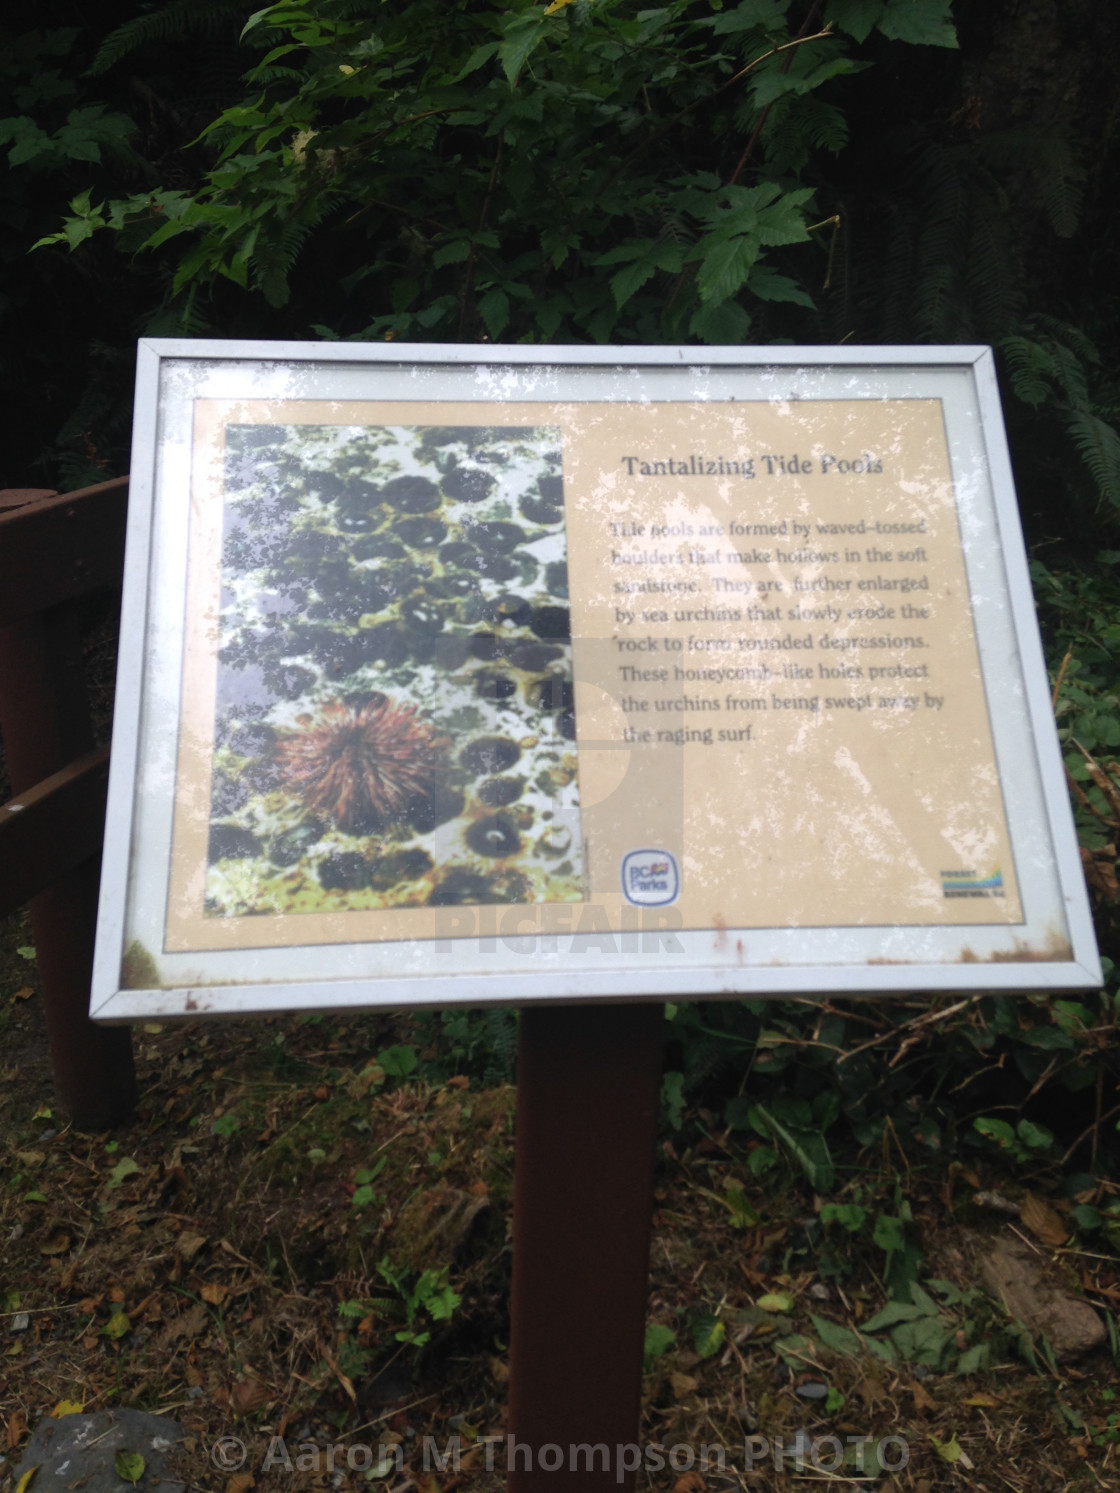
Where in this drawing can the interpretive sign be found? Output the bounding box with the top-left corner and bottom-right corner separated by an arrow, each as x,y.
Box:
91,343 -> 1100,1020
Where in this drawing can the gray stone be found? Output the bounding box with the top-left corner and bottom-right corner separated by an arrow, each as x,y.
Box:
15,1411 -> 189,1493
979,1235 -> 1106,1361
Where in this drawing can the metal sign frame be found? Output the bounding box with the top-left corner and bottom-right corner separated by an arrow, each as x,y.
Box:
90,341 -> 1100,1020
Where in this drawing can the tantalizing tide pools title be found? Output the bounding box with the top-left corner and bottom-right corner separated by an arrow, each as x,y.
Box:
619,450 -> 885,478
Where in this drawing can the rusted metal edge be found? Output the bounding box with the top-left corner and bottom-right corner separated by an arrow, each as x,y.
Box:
0,746 -> 110,918
0,476 -> 129,625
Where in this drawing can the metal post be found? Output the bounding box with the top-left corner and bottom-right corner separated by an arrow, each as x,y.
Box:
0,606 -> 136,1128
508,1001 -> 664,1492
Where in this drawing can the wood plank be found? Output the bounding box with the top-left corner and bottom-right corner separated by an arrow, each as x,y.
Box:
0,747 -> 110,918
0,477 -> 129,624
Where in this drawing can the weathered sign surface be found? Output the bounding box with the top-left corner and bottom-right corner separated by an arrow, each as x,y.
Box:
90,343 -> 1100,1019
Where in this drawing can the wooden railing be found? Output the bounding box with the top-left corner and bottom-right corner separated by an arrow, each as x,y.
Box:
0,478 -> 136,1127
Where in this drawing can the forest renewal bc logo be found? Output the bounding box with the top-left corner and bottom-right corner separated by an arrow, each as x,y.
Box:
940,867 -> 1005,898
622,850 -> 680,906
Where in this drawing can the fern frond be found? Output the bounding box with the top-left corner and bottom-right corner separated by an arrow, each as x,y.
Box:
89,1 -> 252,77
1065,410 -> 1120,508
1000,336 -> 1054,408
980,126 -> 1084,239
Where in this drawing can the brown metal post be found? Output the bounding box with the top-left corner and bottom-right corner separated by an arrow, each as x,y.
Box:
0,605 -> 136,1129
508,1002 -> 664,1492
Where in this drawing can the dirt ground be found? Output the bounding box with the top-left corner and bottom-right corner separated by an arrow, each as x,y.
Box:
2,911 -> 1120,1493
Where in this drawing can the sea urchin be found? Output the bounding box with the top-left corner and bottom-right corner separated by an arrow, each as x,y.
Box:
273,695 -> 448,834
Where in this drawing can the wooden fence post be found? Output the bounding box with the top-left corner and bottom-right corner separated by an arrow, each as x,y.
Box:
0,482 -> 135,1128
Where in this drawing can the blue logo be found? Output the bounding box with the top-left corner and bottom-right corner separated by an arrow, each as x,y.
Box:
621,849 -> 680,906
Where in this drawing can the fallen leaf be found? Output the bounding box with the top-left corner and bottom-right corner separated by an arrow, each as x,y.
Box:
142,1024 -> 163,1034
11,987 -> 33,1002
200,1282 -> 228,1306
15,1465 -> 37,1493
910,1379 -> 935,1412
225,1474 -> 255,1493
670,1371 -> 699,1400
50,1401 -> 84,1418
446,1075 -> 470,1089
101,1311 -> 131,1340
1021,1193 -> 1069,1248
931,1433 -> 961,1464
177,1233 -> 208,1262
6,1411 -> 27,1450
490,1356 -> 510,1384
115,1451 -> 145,1485
230,1378 -> 270,1415
671,1475 -> 706,1493
107,1157 -> 140,1189
40,1234 -> 70,1256
756,1292 -> 793,1314
109,1286 -> 126,1304
964,1393 -> 998,1408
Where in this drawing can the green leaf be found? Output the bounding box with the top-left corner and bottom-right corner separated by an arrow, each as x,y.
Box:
662,1072 -> 686,1130
433,238 -> 471,267
752,1105 -> 836,1192
379,1045 -> 417,1078
757,1292 -> 793,1313
956,1342 -> 989,1374
17,947 -> 36,960
241,5 -> 281,41
820,1202 -> 867,1233
891,1313 -> 951,1367
692,1313 -> 726,1358
809,1314 -> 862,1355
825,0 -> 883,42
101,1310 -> 131,1340
696,235 -> 761,305
499,12 -> 547,87
1016,1119 -> 1054,1150
930,1432 -> 963,1464
477,287 -> 511,339
877,0 -> 957,47
707,0 -> 789,33
747,263 -> 815,307
1071,1204 -> 1102,1230
973,1116 -> 1016,1148
722,1186 -> 758,1230
114,1453 -> 145,1485
861,1299 -> 925,1332
643,1323 -> 676,1371
745,1143 -> 777,1176
452,42 -> 500,82
610,260 -> 657,309
107,1157 -> 140,1188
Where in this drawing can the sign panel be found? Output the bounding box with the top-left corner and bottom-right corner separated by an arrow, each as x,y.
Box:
91,343 -> 1100,1019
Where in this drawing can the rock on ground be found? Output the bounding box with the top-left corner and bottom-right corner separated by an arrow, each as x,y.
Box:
15,1411 -> 189,1493
979,1235 -> 1106,1361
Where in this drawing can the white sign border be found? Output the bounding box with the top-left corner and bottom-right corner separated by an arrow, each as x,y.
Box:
91,341 -> 1101,1020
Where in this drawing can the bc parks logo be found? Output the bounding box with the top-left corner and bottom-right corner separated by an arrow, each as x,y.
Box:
622,849 -> 680,906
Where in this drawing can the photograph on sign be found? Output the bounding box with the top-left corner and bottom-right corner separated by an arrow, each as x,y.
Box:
91,344 -> 1100,1017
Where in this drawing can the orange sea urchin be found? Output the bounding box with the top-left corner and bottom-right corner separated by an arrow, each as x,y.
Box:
273,696 -> 448,834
